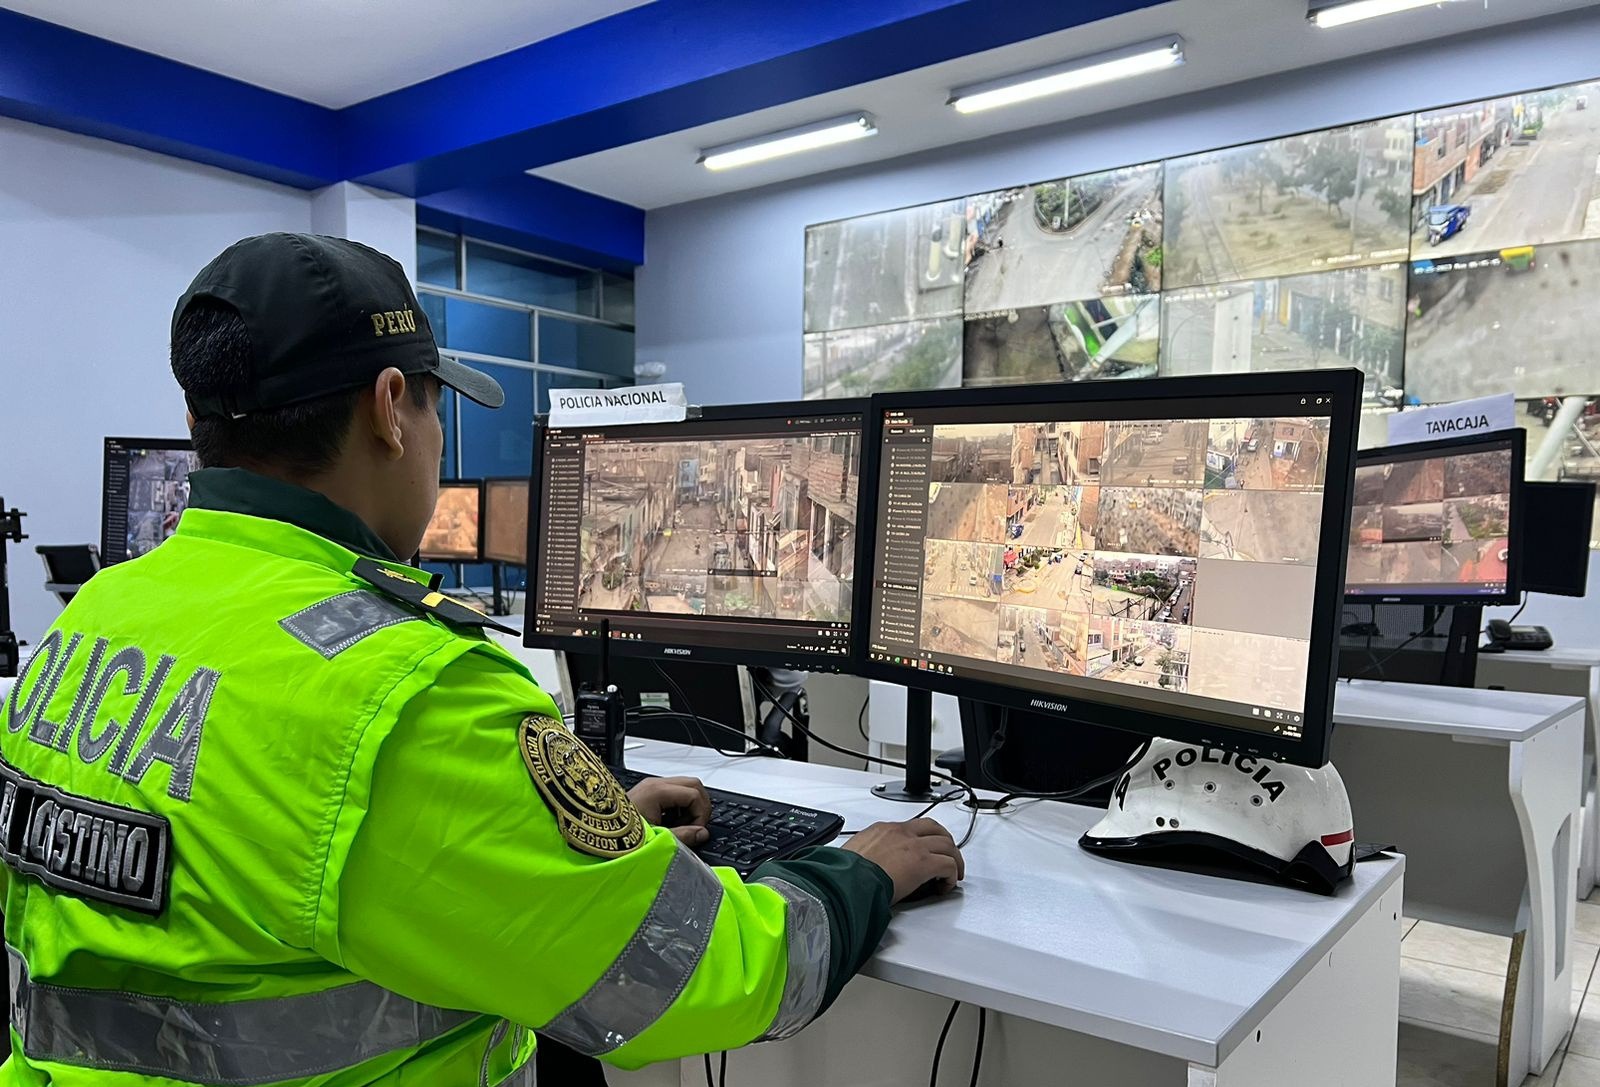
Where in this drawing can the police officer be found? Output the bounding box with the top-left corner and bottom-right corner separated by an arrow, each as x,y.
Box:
0,234 -> 965,1084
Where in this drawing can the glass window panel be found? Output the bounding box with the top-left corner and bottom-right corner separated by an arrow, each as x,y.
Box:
437,386 -> 459,480
465,242 -> 598,316
423,294 -> 532,361
601,273 -> 635,326
459,361 -> 536,480
538,316 -> 635,378
417,232 -> 458,288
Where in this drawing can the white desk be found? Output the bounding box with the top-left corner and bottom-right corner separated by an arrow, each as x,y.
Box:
617,739 -> 1404,1087
1332,680 -> 1585,1081
1475,646 -> 1600,897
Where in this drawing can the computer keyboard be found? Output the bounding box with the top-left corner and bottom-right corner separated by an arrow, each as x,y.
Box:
611,766 -> 846,877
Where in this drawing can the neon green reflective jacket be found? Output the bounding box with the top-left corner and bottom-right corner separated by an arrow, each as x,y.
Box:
0,469 -> 892,1085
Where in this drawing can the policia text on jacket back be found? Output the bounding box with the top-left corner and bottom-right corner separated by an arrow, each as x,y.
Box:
0,234 -> 965,1085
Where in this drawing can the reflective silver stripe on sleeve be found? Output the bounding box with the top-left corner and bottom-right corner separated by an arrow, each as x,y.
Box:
7,944 -> 477,1084
538,842 -> 724,1056
279,591 -> 419,660
752,876 -> 830,1042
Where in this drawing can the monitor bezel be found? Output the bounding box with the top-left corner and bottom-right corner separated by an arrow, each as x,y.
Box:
523,398 -> 871,672
419,479 -> 485,562
1344,428 -> 1525,606
1519,479 -> 1593,598
100,436 -> 194,566
481,475 -> 531,566
854,370 -> 1364,769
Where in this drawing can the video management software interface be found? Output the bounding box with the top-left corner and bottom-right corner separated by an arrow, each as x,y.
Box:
532,409 -> 864,660
868,393 -> 1340,739
101,439 -> 198,565
1345,438 -> 1516,599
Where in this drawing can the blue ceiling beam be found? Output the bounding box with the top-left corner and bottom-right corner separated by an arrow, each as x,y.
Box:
0,7 -> 342,189
342,0 -> 1170,195
416,174 -> 643,274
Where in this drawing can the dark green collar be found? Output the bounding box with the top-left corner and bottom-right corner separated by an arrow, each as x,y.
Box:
186,468 -> 398,562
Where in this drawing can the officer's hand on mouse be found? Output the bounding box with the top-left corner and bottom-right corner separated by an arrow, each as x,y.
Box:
627,776 -> 712,846
842,818 -> 964,904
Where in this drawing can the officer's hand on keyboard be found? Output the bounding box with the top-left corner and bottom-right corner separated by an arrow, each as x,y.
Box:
842,819 -> 965,904
627,776 -> 712,846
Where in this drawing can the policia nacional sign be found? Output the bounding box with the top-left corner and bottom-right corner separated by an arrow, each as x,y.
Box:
519,715 -> 645,858
0,758 -> 170,913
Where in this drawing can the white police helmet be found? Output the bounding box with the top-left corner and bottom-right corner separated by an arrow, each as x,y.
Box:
1079,738 -> 1355,894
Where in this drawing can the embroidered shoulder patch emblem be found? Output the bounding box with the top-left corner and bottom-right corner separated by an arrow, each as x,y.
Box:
519,715 -> 644,858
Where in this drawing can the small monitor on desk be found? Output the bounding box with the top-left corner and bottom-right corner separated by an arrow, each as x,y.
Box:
524,399 -> 867,672
482,478 -> 530,566
100,437 -> 198,565
857,371 -> 1363,769
1344,430 -> 1524,605
419,480 -> 483,562
1520,480 -> 1593,598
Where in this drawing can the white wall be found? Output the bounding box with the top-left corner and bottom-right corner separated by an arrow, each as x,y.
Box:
0,118 -> 314,643
637,7 -> 1600,407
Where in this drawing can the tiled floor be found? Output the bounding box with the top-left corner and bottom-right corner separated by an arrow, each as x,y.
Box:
1401,895 -> 1600,1085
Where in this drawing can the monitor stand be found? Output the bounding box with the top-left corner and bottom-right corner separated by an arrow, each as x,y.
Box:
871,687 -> 963,804
1337,603 -> 1481,688
1,499 -> 27,679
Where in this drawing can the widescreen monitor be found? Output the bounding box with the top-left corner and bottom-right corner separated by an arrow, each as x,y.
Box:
1344,430 -> 1523,605
483,478 -> 530,565
858,370 -> 1363,769
419,480 -> 483,562
525,400 -> 867,671
100,437 -> 198,565
1521,480 -> 1594,597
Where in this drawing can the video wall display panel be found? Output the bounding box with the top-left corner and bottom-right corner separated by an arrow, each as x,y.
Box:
963,163 -> 1164,313
801,76 -> 1600,504
1163,116 -> 1414,290
1404,238 -> 1600,402
1412,80 -> 1600,259
1162,264 -> 1405,399
963,294 -> 1160,387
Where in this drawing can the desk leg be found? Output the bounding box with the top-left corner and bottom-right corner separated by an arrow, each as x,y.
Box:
1194,880 -> 1403,1086
1507,711 -> 1585,1077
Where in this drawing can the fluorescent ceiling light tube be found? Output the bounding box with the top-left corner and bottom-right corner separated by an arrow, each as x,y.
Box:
699,113 -> 877,171
1310,0 -> 1463,29
948,36 -> 1184,115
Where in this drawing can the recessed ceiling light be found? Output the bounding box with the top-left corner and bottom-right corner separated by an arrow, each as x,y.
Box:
948,36 -> 1185,115
698,113 -> 877,171
1310,0 -> 1465,29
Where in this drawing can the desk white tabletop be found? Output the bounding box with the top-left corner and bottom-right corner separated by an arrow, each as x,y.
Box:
1333,679 -> 1585,741
629,738 -> 1402,1067
1481,645 -> 1600,669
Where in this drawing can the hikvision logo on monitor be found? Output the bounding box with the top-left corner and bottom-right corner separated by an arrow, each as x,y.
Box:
1029,698 -> 1070,714
664,647 -> 692,656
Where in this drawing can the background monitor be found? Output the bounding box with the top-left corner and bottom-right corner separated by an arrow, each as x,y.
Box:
1344,430 -> 1524,605
858,370 -> 1363,769
483,477 -> 530,565
525,400 -> 867,671
419,480 -> 483,562
101,437 -> 198,565
1521,480 -> 1594,597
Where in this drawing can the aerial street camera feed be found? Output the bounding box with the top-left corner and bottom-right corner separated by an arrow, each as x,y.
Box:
911,414 -> 1331,712
125,448 -> 197,559
963,294 -> 1160,386
1404,239 -> 1600,402
1347,446 -> 1514,592
963,163 -> 1164,312
420,486 -> 480,559
577,432 -> 858,623
802,201 -> 964,398
1161,264 -> 1406,403
803,317 -> 961,399
1164,116 -> 1414,290
1412,81 -> 1600,259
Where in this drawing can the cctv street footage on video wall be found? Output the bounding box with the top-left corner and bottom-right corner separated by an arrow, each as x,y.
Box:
802,76 -> 1600,542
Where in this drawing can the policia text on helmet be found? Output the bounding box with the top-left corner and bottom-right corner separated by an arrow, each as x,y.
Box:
0,233 -> 963,1085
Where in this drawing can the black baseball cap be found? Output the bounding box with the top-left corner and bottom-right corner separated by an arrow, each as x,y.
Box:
174,233 -> 504,419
